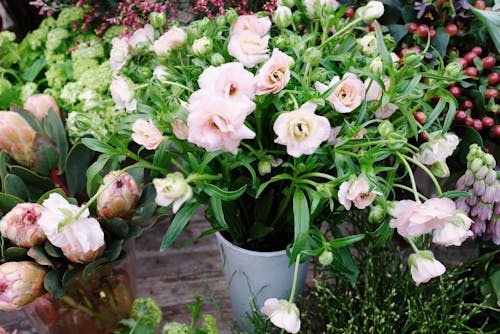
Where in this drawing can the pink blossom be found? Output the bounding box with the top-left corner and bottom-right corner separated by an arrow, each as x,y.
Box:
255,49 -> 294,95
24,94 -> 61,120
151,26 -> 186,57
231,15 -> 272,37
97,171 -> 141,219
0,261 -> 46,311
432,211 -> 474,247
338,175 -> 379,210
261,298 -> 301,334
389,198 -> 456,238
228,30 -> 270,68
128,24 -> 154,50
110,76 -> 137,113
187,90 -> 256,154
416,132 -> 459,165
315,73 -> 365,113
0,111 -> 36,168
0,203 -> 46,248
110,37 -> 129,74
132,119 -> 163,150
273,102 -> 331,157
198,62 -> 256,101
364,78 -> 398,119
408,251 -> 446,285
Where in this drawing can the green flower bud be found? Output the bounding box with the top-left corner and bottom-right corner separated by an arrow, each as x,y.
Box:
192,37 -> 213,56
470,158 -> 483,173
273,6 -> 293,28
368,204 -> 385,223
403,51 -> 423,68
378,120 -> 394,137
0,77 -> 12,95
304,47 -> 322,65
356,1 -> 385,24
387,132 -> 407,150
316,183 -> 335,199
210,53 -> 225,66
278,0 -> 295,7
258,159 -> 272,176
292,10 -> 303,25
274,35 -> 288,49
318,250 -> 333,266
215,15 -> 226,27
311,67 -> 329,82
482,153 -> 496,169
368,57 -> 384,75
150,12 -> 166,28
431,161 -> 450,178
444,62 -> 463,79
225,9 -> 238,25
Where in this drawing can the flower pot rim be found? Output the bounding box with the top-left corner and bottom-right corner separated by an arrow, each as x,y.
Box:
215,231 -> 288,257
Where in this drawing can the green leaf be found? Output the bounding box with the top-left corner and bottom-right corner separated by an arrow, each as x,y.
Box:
28,245 -> 53,267
293,188 -> 310,244
329,234 -> 365,249
4,174 -> 28,200
470,7 -> 500,54
152,141 -> 170,178
82,257 -> 109,280
44,267 -> 66,298
332,247 -> 360,286
202,183 -> 247,201
21,57 -> 46,82
36,188 -> 67,204
0,193 -> 24,214
439,190 -> 470,200
160,201 -> 199,251
9,165 -> 54,189
4,247 -> 29,261
387,24 -> 408,45
61,266 -> 83,286
208,197 -> 229,229
65,143 -> 95,196
44,241 -> 64,258
104,218 -> 130,239
256,173 -> 294,197
33,133 -> 59,174
81,138 -> 119,155
10,105 -> 42,132
102,239 -> 124,261
44,108 -> 68,172
430,27 -> 450,57
86,155 -> 109,197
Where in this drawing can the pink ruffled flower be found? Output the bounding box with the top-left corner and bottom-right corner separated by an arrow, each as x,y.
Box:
151,26 -> 186,57
132,119 -> 163,150
432,211 -> 474,247
273,102 -> 331,157
172,117 -> 189,140
261,298 -> 301,334
228,30 -> 270,68
187,90 -> 256,154
0,203 -> 46,247
24,94 -> 61,120
364,78 -> 398,119
416,132 -> 459,165
338,175 -> 379,210
315,73 -> 365,113
389,198 -> 456,238
110,76 -> 137,113
408,251 -> 446,286
128,24 -> 154,50
0,261 -> 46,311
110,37 -> 129,74
197,62 -> 256,101
231,15 -> 271,37
255,49 -> 294,95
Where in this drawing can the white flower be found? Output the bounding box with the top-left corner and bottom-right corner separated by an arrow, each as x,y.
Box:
356,1 -> 385,23
192,37 -> 213,56
228,30 -> 270,68
153,65 -> 168,81
273,102 -> 331,157
37,193 -> 105,264
416,132 -> 460,165
110,37 -> 129,74
432,211 -> 474,247
151,26 -> 186,57
132,119 -> 163,150
304,0 -> 340,17
364,78 -> 398,119
128,24 -> 154,50
153,172 -> 193,213
261,298 -> 301,334
197,62 -> 256,101
357,33 -> 377,55
231,15 -> 272,37
408,251 -> 446,286
110,76 -> 137,113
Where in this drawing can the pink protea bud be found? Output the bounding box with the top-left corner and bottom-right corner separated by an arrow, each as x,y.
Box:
24,94 -> 61,120
0,111 -> 36,167
61,243 -> 105,264
0,203 -> 46,247
97,171 -> 141,219
0,261 -> 46,311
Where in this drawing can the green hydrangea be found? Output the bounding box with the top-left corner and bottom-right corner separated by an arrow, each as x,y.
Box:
44,51 -> 66,65
40,16 -> 57,29
71,40 -> 104,60
24,26 -> 50,50
66,110 -> 110,144
79,61 -> 111,93
46,28 -> 69,51
103,25 -> 126,43
45,64 -> 67,89
162,322 -> 190,334
20,82 -> 38,102
202,314 -> 219,334
56,7 -> 84,28
60,82 -> 83,104
73,58 -> 99,80
79,89 -> 102,111
131,297 -> 162,329
0,31 -> 16,47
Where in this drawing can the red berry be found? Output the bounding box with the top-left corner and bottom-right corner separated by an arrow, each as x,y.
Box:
464,66 -> 478,77
445,24 -> 458,36
464,52 -> 478,64
482,116 -> 495,128
474,0 -> 486,9
471,46 -> 483,56
488,72 -> 500,85
462,99 -> 475,110
417,24 -> 429,38
407,22 -> 418,33
455,57 -> 468,68
455,110 -> 467,121
399,47 -> 411,59
419,132 -> 428,142
414,111 -> 427,124
368,23 -> 375,31
464,116 -> 474,126
493,125 -> 500,138
449,86 -> 462,98
410,46 -> 421,53
429,29 -> 437,40
473,119 -> 484,131
482,55 -> 496,69
485,88 -> 499,100
344,7 -> 355,18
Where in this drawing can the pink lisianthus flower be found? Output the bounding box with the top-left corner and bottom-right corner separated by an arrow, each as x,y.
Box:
128,24 -> 154,51
197,62 -> 256,101
187,90 -> 256,154
172,117 -> 189,140
255,49 -> 294,95
315,73 -> 365,113
131,119 -> 163,150
109,37 -> 129,74
389,198 -> 456,238
110,76 -> 137,113
364,78 -> 398,119
228,30 -> 270,68
261,298 -> 301,334
408,251 -> 446,285
231,14 -> 272,37
151,26 -> 186,57
273,102 -> 331,157
432,211 -> 474,247
416,131 -> 459,165
0,203 -> 46,248
338,175 -> 379,210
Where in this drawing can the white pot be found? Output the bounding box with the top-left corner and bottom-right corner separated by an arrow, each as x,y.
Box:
215,232 -> 308,332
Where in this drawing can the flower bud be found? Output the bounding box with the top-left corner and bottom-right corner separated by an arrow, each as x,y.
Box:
377,120 -> 393,137
318,250 -> 333,266
357,33 -> 377,56
273,6 -> 293,28
482,153 -> 496,168
403,51 -> 423,68
444,62 -> 463,79
278,0 -> 295,7
475,166 -> 489,180
215,15 -> 226,27
192,37 -> 213,57
316,183 -> 335,199
481,186 -> 497,203
225,9 -> 238,25
368,57 -> 384,75
311,67 -> 329,82
62,243 -> 105,264
304,47 -> 322,65
471,202 -> 493,221
387,132 -> 406,150
463,170 -> 475,187
172,117 -> 189,140
292,11 -> 303,25
469,158 -> 482,173
0,261 -> 46,311
368,204 -> 385,223
485,170 -> 497,186
466,195 -> 478,207
0,203 -> 46,247
473,179 -> 486,196
153,172 -> 193,213
408,251 -> 445,286
149,12 -> 166,28
356,1 -> 385,23
431,161 -> 450,178
97,171 -> 141,219
455,197 -> 470,214
0,111 -> 36,167
258,159 -> 272,176
210,53 -> 225,66
0,78 -> 12,95
472,219 -> 486,236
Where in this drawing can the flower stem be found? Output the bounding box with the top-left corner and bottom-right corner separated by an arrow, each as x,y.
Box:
396,153 -> 420,202
406,238 -> 420,254
300,172 -> 336,181
185,173 -> 222,184
401,155 -> 443,196
160,80 -> 194,93
288,253 -> 302,307
319,17 -> 363,49
393,184 -> 427,201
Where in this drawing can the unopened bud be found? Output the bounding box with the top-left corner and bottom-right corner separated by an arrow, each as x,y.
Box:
278,0 -> 295,7
403,51 -> 423,68
311,67 -> 329,82
318,250 -> 333,266
304,47 -> 322,65
387,132 -> 406,150
215,15 -> 226,27
475,166 -> 489,180
469,158 -> 482,173
258,159 -> 272,176
378,120 -> 393,137
473,179 -> 486,196
0,261 -> 46,311
356,0 -> 385,23
444,62 -> 463,79
149,12 -> 166,28
0,203 -> 46,248
471,202 -> 493,221
97,171 -> 141,219
273,6 -> 293,28
368,204 -> 385,223
485,170 -> 497,186
481,186 -> 497,203
225,9 -> 238,25
210,53 -> 225,66
292,11 -> 303,25
368,57 -> 384,75
192,37 -> 213,56
431,161 -> 450,178
316,183 -> 335,199
0,111 -> 36,167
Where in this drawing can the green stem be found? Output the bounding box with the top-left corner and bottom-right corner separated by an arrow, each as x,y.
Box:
170,158 -> 189,175
300,172 -> 336,181
396,153 -> 420,202
401,155 -> 443,196
288,91 -> 299,110
271,183 -> 295,228
406,238 -> 420,254
160,80 -> 194,93
288,253 -> 302,307
185,173 -> 223,184
339,139 -> 395,149
319,17 -> 363,49
333,149 -> 359,158
393,184 -> 427,201
60,296 -> 95,317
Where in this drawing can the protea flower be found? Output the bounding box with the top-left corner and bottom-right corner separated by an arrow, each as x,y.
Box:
0,261 -> 46,311
97,171 -> 141,219
0,111 -> 36,167
24,94 -> 61,120
0,203 -> 46,247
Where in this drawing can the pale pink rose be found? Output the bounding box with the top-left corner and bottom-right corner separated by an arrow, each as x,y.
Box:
255,49 -> 294,95
38,193 -> 105,264
151,26 -> 186,57
273,102 -> 331,157
231,15 -> 272,37
315,73 -> 365,113
110,37 -> 129,74
24,94 -> 60,120
338,175 -> 379,210
198,62 -> 256,101
261,298 -> 301,334
228,30 -> 270,68
364,78 -> 398,119
0,261 -> 46,311
304,0 -> 339,16
0,203 -> 46,248
110,76 -> 137,113
128,24 -> 154,50
172,117 -> 189,140
187,90 -> 256,154
416,132 -> 459,165
408,251 -> 446,285
0,111 -> 36,167
432,211 -> 474,247
389,198 -> 456,238
132,119 -> 163,150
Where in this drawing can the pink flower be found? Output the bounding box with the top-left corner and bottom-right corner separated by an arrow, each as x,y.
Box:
255,49 -> 294,95
110,37 -> 129,74
389,198 -> 456,238
261,298 -> 301,334
110,76 -> 137,113
432,211 -> 474,247
0,203 -> 46,247
228,30 -> 270,68
187,90 -> 256,154
273,102 -> 331,157
172,117 -> 189,140
128,24 -> 154,50
24,94 -> 61,120
132,119 -> 163,150
408,251 -> 446,285
315,73 -> 365,113
97,171 -> 141,219
0,261 -> 46,311
0,111 -> 36,167
151,26 -> 186,57
338,175 -> 379,210
231,15 -> 272,37
364,79 -> 398,119
198,62 -> 256,101
416,132 -> 459,165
